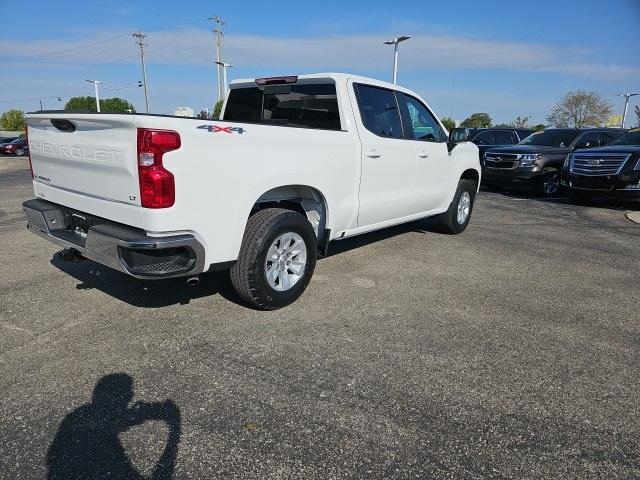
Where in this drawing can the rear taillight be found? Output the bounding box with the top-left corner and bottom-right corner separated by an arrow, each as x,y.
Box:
25,127 -> 33,178
136,128 -> 181,208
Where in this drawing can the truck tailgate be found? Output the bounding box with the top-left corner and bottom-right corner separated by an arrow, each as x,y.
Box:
27,113 -> 143,226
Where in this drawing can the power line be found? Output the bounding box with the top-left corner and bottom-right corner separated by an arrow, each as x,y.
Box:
18,34 -> 130,60
0,81 -> 138,104
14,17 -> 212,62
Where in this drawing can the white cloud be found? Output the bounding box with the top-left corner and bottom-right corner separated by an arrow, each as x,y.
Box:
2,29 -> 638,81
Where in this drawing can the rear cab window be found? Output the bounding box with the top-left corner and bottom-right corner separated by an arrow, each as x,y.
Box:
224,81 -> 341,131
354,83 -> 403,138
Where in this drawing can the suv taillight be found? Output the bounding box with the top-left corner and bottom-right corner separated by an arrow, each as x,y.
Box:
136,128 -> 181,208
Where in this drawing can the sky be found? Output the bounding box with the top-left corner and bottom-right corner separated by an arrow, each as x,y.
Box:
1,0 -> 639,126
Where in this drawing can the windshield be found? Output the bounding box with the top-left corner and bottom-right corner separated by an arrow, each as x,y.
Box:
9,138 -> 23,144
608,129 -> 640,146
518,129 -> 580,148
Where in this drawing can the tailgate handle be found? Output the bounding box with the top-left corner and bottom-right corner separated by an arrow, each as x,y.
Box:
51,119 -> 76,132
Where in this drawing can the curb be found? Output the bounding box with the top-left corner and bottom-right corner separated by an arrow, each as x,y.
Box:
625,211 -> 640,224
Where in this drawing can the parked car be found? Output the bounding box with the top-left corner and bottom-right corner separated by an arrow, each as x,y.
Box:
562,127 -> 640,201
449,127 -> 485,143
471,128 -> 534,160
23,73 -> 480,310
483,128 -> 625,196
1,137 -> 29,156
0,136 -> 19,146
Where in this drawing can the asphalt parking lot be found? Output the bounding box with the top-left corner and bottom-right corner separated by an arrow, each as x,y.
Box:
1,156 -> 639,479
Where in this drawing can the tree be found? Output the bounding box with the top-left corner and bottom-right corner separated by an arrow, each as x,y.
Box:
64,96 -> 135,113
440,117 -> 455,131
546,90 -> 613,128
511,115 -> 531,128
460,112 -> 492,128
634,105 -> 640,128
212,100 -> 224,120
0,109 -> 26,131
533,124 -> 546,132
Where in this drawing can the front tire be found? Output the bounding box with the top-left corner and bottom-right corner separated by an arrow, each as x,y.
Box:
539,168 -> 560,197
230,208 -> 317,310
436,179 -> 477,234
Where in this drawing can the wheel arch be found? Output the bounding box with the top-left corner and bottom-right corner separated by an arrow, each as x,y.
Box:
251,184 -> 330,242
460,168 -> 480,191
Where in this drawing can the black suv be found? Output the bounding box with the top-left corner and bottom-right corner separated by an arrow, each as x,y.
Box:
562,128 -> 640,201
482,128 -> 625,196
471,128 -> 534,159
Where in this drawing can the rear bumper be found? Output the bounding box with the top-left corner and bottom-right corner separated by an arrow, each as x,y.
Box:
23,199 -> 206,279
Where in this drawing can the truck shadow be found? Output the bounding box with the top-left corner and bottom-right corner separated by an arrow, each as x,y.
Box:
50,253 -> 242,308
324,218 -> 439,258
50,219 -> 439,308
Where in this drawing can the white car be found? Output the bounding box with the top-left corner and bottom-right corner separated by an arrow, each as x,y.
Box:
23,73 -> 480,309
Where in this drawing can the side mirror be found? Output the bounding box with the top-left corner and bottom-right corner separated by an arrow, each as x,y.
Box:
449,128 -> 471,143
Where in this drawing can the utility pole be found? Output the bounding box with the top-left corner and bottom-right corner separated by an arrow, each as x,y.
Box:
209,16 -> 225,104
133,32 -> 150,113
617,93 -> 639,129
86,80 -> 102,112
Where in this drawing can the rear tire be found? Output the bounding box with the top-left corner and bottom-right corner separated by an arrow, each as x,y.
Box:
436,179 -> 477,234
230,208 -> 317,310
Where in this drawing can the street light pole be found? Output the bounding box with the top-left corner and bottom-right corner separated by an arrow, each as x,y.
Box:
384,36 -> 411,84
215,61 -> 235,95
618,93 -> 639,129
86,80 -> 102,112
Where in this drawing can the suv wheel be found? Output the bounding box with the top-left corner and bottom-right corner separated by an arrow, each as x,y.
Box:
15,148 -> 25,156
540,169 -> 560,196
230,208 -> 317,310
436,179 -> 477,234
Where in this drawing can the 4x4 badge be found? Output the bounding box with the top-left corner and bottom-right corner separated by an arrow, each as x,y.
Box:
197,125 -> 246,134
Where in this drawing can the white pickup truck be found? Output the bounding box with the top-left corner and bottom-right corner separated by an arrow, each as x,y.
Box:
23,73 -> 480,309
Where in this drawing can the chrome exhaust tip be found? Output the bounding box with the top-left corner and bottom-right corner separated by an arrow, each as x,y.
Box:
186,276 -> 200,287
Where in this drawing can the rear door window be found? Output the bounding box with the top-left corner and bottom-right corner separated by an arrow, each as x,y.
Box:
354,84 -> 403,139
224,82 -> 341,130
574,132 -> 600,149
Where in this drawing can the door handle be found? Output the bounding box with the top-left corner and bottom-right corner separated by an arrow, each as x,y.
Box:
364,149 -> 381,158
417,151 -> 430,158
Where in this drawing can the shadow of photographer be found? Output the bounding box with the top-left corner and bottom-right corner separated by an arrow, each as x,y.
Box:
47,373 -> 181,480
